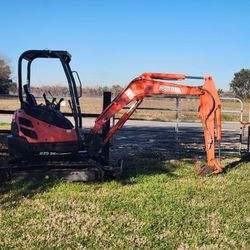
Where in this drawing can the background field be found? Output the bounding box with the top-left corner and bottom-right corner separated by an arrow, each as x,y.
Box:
0,96 -> 249,128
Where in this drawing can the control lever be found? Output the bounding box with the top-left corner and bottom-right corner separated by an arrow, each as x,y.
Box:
48,91 -> 56,105
43,93 -> 51,106
55,98 -> 64,111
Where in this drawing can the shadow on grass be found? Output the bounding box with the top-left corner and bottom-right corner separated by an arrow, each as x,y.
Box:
0,155 -> 178,206
0,178 -> 58,207
223,153 -> 250,173
0,154 -> 60,207
0,150 -> 196,205
118,155 -> 180,185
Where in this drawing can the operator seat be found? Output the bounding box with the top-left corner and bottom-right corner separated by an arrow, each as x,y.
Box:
23,84 -> 37,106
22,84 -> 73,129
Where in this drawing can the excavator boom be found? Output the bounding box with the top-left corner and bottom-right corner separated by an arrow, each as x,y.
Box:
91,73 -> 223,174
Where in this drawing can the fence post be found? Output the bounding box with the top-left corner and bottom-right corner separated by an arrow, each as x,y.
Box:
175,97 -> 180,157
175,97 -> 179,133
249,100 -> 250,122
102,91 -> 111,161
248,126 -> 250,153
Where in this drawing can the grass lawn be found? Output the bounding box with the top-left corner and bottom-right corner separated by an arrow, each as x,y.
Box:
0,122 -> 10,129
0,157 -> 249,249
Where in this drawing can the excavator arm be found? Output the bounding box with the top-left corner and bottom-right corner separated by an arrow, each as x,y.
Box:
90,73 -> 223,174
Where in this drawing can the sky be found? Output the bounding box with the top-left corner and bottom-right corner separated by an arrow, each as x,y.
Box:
0,0 -> 250,90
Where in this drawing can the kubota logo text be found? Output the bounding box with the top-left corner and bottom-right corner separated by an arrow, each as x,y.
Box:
159,86 -> 181,93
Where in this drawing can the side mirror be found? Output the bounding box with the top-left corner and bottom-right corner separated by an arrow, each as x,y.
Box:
72,71 -> 82,98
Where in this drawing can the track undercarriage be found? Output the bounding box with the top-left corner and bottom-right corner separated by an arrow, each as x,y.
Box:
0,153 -> 123,182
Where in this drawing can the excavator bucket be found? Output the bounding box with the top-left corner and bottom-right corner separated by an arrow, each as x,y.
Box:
196,163 -> 216,176
198,77 -> 223,175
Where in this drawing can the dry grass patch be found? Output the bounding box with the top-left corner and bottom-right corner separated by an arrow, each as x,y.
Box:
0,96 -> 248,122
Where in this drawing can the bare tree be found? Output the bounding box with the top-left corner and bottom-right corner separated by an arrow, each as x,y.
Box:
0,57 -> 11,79
0,56 -> 14,94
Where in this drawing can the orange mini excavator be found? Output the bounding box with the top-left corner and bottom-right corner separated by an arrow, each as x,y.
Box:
4,50 -> 223,181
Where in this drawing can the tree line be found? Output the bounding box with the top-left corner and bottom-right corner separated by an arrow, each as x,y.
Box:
0,56 -> 249,100
30,84 -> 123,97
0,56 -> 123,97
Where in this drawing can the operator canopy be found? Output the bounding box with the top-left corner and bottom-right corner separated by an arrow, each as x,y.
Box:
19,50 -> 72,62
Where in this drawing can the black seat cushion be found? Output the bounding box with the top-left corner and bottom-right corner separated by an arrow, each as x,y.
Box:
23,106 -> 74,129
